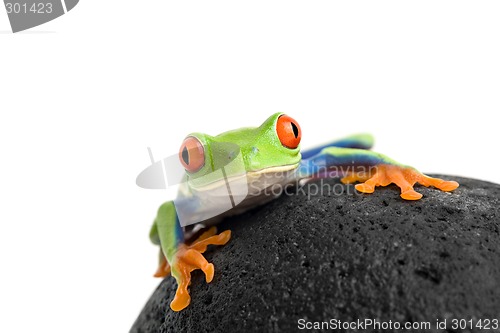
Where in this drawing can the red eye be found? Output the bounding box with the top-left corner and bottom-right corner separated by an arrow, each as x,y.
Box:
179,136 -> 205,173
276,114 -> 301,149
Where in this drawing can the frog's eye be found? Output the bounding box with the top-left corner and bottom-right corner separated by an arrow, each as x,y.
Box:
179,136 -> 205,173
276,114 -> 301,149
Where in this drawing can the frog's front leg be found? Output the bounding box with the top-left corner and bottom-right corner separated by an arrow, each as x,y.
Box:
152,201 -> 231,311
302,147 -> 459,200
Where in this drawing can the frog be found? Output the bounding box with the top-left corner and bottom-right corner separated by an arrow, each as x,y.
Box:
148,112 -> 459,311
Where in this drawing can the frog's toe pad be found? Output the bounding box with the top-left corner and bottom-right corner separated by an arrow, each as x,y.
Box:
354,183 -> 375,193
171,286 -> 191,312
435,180 -> 460,192
401,189 -> 423,200
204,263 -> 214,283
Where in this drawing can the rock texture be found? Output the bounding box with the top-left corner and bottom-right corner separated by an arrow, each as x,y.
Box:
131,176 -> 500,333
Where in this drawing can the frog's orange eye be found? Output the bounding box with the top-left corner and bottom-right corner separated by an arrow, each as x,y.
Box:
179,136 -> 205,173
276,114 -> 301,149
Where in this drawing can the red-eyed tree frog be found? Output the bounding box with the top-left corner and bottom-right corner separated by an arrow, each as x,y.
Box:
148,113 -> 459,311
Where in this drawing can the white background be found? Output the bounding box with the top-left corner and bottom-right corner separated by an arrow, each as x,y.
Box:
1,1 -> 499,332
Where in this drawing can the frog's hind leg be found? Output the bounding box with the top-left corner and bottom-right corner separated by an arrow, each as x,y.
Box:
169,227 -> 231,311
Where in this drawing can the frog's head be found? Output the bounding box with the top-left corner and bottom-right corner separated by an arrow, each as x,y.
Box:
178,113 -> 302,189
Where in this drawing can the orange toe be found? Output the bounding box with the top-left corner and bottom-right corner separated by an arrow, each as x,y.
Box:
170,286 -> 191,312
188,230 -> 231,253
355,183 -> 375,193
204,263 -> 214,283
438,180 -> 459,192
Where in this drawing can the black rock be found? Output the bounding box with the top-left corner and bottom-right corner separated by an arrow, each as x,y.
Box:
131,176 -> 500,333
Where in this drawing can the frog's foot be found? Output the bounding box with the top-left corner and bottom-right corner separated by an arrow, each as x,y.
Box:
169,227 -> 231,311
342,164 -> 459,200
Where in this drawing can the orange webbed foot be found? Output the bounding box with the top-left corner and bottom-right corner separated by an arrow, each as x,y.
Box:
343,164 -> 459,200
169,227 -> 231,311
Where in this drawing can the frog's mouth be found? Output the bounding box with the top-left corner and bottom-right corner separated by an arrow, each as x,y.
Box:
186,163 -> 300,194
